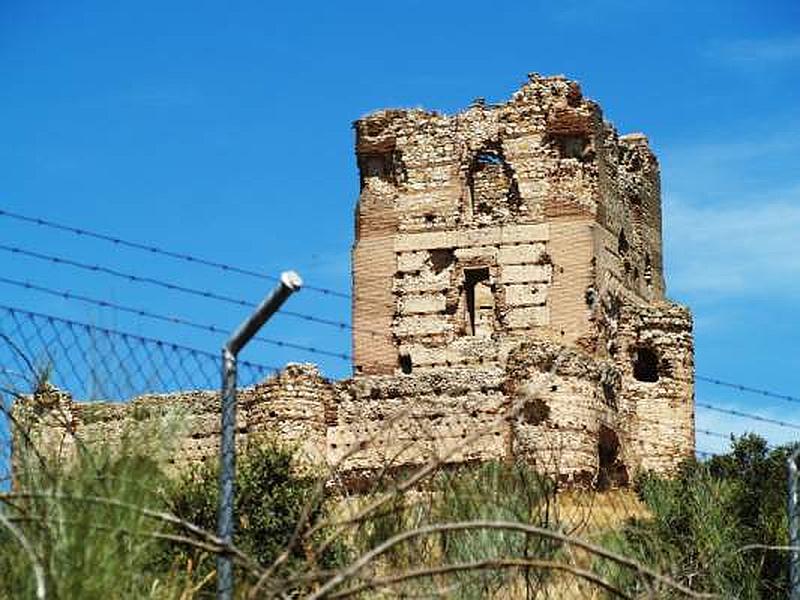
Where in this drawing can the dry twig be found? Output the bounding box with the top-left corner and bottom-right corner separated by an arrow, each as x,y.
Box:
326,557 -> 631,599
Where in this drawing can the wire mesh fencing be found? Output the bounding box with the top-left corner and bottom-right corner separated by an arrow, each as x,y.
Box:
0,304 -> 274,487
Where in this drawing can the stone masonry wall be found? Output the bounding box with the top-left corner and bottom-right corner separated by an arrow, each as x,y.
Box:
352,74 -> 668,376
17,314 -> 693,484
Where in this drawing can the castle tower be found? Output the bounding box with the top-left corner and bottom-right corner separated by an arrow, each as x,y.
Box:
353,74 -> 671,376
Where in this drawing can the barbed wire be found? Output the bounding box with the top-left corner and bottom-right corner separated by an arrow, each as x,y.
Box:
0,206 -> 402,317
0,242 -> 386,339
697,375 -> 800,406
696,428 -> 731,441
2,263 -> 795,433
0,304 -> 757,446
0,300 -> 784,451
0,206 -> 793,595
696,401 -> 800,432
0,303 -> 745,448
4,217 -> 799,436
0,207 -> 351,299
0,275 -> 352,362
5,207 -> 798,411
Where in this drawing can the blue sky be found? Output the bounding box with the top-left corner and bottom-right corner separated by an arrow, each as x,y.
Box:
0,0 -> 798,455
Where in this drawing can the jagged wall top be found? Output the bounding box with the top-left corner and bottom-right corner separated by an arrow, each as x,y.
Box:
353,73 -> 664,300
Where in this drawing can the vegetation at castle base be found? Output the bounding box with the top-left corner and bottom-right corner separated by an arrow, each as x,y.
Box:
3,417 -> 797,599
597,434 -> 797,599
162,439 -> 348,592
0,421 -> 346,599
352,460 -> 562,599
0,432 -> 179,599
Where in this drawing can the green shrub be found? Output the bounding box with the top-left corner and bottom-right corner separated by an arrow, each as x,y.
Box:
162,438 -> 346,593
596,434 -> 797,598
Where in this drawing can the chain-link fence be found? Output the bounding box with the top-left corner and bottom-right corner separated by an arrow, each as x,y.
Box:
0,304 -> 274,487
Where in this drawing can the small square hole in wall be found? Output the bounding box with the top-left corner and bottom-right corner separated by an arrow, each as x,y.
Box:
548,132 -> 593,161
358,151 -> 395,188
428,248 -> 455,274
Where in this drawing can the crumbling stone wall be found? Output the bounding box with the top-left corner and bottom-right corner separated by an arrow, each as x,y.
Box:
349,74 -> 693,477
13,365 -> 331,475
352,74 -> 672,377
18,322 -> 692,484
16,74 -> 694,485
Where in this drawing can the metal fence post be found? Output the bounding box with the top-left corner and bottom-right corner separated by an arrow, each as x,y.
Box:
790,448 -> 800,600
217,271 -> 302,600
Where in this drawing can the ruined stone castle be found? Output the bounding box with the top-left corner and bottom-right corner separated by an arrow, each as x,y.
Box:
19,74 -> 695,485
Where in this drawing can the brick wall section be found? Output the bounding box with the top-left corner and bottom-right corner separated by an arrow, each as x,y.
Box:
13,386 -> 232,475
243,364 -> 330,464
18,307 -> 693,482
327,367 -> 508,474
353,192 -> 398,374
547,219 -> 595,345
615,303 -> 695,473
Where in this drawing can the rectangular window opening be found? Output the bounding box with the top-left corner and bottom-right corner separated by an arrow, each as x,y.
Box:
464,267 -> 492,336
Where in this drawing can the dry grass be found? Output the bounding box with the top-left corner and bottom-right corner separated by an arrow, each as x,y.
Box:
321,485 -> 650,599
557,488 -> 648,536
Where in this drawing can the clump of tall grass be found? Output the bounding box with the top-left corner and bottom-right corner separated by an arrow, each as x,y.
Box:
1,411 -> 348,599
595,434 -> 797,599
0,410 -> 188,599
